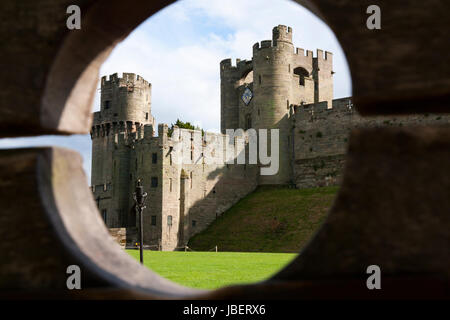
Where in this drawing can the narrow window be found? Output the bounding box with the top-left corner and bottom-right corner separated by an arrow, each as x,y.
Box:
167,215 -> 172,226
104,100 -> 110,109
288,64 -> 291,73
258,75 -> 261,85
192,220 -> 197,227
287,100 -> 290,109
151,215 -> 156,226
101,209 -> 107,223
151,177 -> 158,188
146,112 -> 149,120
169,178 -> 172,192
190,172 -> 193,189
190,151 -> 193,161
152,153 -> 157,164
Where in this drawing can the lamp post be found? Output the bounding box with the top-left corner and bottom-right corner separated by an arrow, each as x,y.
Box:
133,179 -> 147,264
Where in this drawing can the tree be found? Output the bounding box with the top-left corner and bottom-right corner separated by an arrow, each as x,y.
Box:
168,119 -> 203,136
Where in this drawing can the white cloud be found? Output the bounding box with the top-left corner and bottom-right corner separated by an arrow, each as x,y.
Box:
1,0 -> 352,181
99,0 -> 351,132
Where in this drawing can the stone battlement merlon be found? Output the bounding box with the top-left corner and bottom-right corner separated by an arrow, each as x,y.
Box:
220,58 -> 253,72
293,97 -> 353,120
295,48 -> 313,57
101,72 -> 151,88
316,49 -> 332,61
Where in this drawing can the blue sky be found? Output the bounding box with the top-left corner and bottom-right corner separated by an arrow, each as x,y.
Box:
0,0 -> 351,181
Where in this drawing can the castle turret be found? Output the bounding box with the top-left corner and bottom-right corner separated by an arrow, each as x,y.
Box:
250,25 -> 295,184
220,25 -> 334,185
220,59 -> 253,133
91,73 -> 154,227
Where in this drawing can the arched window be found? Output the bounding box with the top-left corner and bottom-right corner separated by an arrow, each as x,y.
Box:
293,67 -> 309,86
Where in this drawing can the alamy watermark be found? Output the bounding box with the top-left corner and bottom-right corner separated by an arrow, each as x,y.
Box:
366,265 -> 381,290
366,5 -> 381,30
170,128 -> 279,176
66,265 -> 81,290
66,5 -> 81,30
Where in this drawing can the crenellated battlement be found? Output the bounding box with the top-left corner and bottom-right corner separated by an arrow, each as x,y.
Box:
252,41 -> 325,62
272,24 -> 292,45
220,58 -> 253,73
101,72 -> 151,88
252,40 -> 274,53
315,49 -> 332,61
90,119 -> 149,140
293,97 -> 352,120
294,48 -> 313,57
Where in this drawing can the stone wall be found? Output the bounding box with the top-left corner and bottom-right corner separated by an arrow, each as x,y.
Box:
293,97 -> 450,188
91,73 -> 155,229
120,124 -> 259,251
220,25 -> 334,185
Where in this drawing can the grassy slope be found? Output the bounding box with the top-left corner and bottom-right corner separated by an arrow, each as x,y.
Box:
188,186 -> 338,253
126,250 -> 296,289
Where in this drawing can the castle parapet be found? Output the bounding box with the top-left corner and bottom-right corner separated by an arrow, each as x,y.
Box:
272,24 -> 292,45
101,72 -> 150,88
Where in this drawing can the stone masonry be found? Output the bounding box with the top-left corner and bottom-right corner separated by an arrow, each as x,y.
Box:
91,25 -> 450,250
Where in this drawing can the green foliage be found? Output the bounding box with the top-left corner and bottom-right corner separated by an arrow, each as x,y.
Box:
188,185 -> 338,253
126,186 -> 338,289
126,250 -> 296,289
168,119 -> 203,137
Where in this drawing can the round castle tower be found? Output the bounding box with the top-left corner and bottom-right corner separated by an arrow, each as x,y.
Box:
90,73 -> 154,227
220,25 -> 334,185
252,25 -> 294,185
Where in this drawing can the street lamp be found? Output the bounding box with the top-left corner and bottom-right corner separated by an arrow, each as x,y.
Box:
133,179 -> 147,264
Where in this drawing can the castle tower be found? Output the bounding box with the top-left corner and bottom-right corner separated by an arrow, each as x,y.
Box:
91,73 -> 154,228
220,25 -> 334,185
220,59 -> 253,133
251,25 -> 296,184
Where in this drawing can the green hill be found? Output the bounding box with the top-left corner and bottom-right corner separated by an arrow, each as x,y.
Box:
188,185 -> 338,253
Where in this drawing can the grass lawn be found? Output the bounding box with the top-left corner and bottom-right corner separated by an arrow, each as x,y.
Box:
126,250 -> 296,289
189,185 -> 338,253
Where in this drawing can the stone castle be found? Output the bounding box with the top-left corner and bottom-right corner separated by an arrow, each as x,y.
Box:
91,25 -> 449,250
